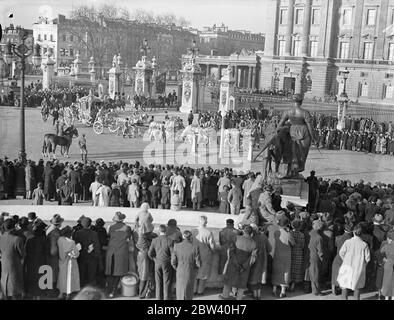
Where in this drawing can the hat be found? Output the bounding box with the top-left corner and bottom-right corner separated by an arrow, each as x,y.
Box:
50,214 -> 64,226
77,215 -> 86,224
81,217 -> 92,228
113,211 -> 126,222
373,214 -> 384,224
168,219 -> 177,227
226,219 -> 234,225
312,220 -> 324,230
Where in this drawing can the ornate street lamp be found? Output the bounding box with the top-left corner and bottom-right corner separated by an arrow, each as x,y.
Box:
337,67 -> 350,131
3,30 -> 41,163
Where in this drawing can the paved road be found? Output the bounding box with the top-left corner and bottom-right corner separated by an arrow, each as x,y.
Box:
1,106 -> 393,184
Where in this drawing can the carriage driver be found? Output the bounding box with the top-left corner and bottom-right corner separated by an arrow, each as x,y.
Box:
78,134 -> 88,163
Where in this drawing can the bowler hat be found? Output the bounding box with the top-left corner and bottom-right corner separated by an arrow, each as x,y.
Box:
50,214 -> 64,226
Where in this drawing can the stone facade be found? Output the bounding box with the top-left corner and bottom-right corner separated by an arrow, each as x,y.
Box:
261,0 -> 394,104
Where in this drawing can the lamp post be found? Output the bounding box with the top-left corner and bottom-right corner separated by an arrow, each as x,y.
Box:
337,67 -> 350,131
3,29 -> 41,163
88,56 -> 96,85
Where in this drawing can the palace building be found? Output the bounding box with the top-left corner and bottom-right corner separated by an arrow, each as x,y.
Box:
261,0 -> 394,104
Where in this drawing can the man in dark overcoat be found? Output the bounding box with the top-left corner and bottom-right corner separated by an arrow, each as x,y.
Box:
218,219 -> 237,275
171,230 -> 201,300
73,217 -> 102,288
308,220 -> 324,296
0,218 -> 25,299
148,224 -> 175,300
46,214 -> 63,296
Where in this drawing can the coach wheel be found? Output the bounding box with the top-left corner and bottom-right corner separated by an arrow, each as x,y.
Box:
14,99 -> 20,107
93,121 -> 104,135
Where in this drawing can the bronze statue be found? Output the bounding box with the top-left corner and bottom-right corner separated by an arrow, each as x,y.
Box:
276,94 -> 316,178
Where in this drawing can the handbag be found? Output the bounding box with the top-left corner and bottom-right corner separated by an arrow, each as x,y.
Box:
337,264 -> 353,288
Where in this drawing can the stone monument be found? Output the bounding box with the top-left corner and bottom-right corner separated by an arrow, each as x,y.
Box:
133,39 -> 155,97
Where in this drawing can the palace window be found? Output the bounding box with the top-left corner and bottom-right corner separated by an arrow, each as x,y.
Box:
50,35 -> 53,42
280,9 -> 288,24
339,42 -> 349,59
278,40 -> 286,56
295,9 -> 304,25
359,82 -> 369,97
342,8 -> 352,26
60,48 -> 65,56
293,40 -> 301,56
312,9 -> 320,25
69,48 -> 74,56
384,84 -> 394,99
367,9 -> 376,26
63,35 -> 66,41
37,34 -> 41,41
363,42 -> 374,60
389,43 -> 394,61
44,34 -> 47,41
310,41 -> 318,57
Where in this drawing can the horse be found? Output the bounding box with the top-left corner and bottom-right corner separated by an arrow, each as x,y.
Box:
42,126 -> 79,159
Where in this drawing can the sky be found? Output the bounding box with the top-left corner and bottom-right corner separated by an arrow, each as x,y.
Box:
0,0 -> 267,33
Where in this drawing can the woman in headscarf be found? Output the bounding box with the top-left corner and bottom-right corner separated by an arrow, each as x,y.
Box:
271,215 -> 294,298
57,225 -> 80,299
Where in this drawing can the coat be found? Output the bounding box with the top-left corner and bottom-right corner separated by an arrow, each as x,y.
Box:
105,222 -> 132,276
190,176 -> 202,202
380,241 -> 394,297
272,227 -> 294,286
96,185 -> 111,207
57,236 -> 80,294
248,231 -> 271,286
223,235 -> 257,289
218,226 -> 237,274
308,229 -> 324,285
136,232 -> 157,281
171,239 -> 201,300
338,236 -> 370,290
24,232 -> 49,296
192,226 -> 216,280
32,187 -> 44,205
109,188 -> 121,207
0,231 -> 25,296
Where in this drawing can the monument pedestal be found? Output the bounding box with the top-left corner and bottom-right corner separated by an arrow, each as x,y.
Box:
269,175 -> 309,207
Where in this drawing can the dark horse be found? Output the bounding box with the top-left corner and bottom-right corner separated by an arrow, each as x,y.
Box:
42,126 -> 79,159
